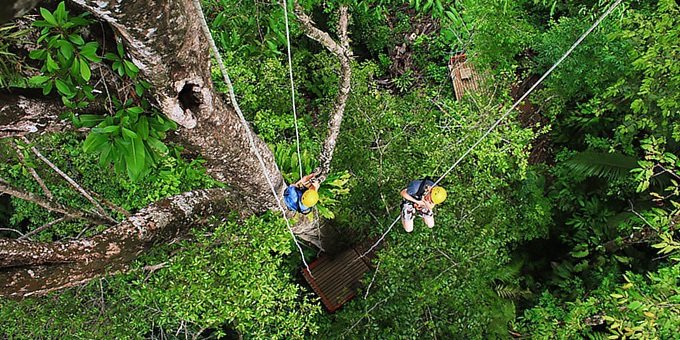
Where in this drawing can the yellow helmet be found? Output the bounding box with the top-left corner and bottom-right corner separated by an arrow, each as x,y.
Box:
430,186 -> 447,204
301,189 -> 319,207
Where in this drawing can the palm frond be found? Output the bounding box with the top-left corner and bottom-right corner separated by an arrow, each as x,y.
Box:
564,151 -> 638,182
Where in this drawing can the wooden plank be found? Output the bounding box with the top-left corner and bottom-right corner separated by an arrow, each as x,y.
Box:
302,247 -> 371,312
449,54 -> 483,101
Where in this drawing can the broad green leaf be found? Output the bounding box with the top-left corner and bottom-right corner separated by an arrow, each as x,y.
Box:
571,249 -> 589,258
28,75 -> 50,86
54,79 -> 73,97
45,53 -> 58,72
42,80 -> 53,95
126,106 -> 144,115
83,133 -> 107,153
79,58 -> 91,81
146,137 -> 169,155
122,127 -> 138,139
40,8 -> 57,26
124,136 -> 146,181
29,49 -> 46,60
78,114 -> 105,128
68,34 -> 85,46
70,56 -> 80,77
137,116 -> 150,139
54,2 -> 67,23
58,40 -> 74,60
99,143 -> 113,166
93,125 -> 120,134
123,60 -> 139,76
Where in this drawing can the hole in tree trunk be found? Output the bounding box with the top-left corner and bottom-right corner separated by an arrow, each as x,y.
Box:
178,83 -> 202,113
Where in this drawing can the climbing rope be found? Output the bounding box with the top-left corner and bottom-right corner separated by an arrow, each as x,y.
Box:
191,0 -> 311,274
361,0 -> 624,258
282,0 -> 304,180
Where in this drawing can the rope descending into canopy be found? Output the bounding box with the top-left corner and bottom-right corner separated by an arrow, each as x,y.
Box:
360,0 -> 625,259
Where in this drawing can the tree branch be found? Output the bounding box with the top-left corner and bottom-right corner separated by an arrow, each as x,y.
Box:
21,136 -> 115,222
12,141 -> 53,199
0,188 -> 237,298
293,3 -> 346,59
0,177 -> 110,226
294,4 -> 352,179
0,93 -> 71,139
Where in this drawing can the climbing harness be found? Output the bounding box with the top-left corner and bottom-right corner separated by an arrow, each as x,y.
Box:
360,0 -> 624,259
191,0 -> 311,274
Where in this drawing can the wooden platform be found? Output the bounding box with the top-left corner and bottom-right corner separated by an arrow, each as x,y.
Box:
449,53 -> 482,100
302,248 -> 371,312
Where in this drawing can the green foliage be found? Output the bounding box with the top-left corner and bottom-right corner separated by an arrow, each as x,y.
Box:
0,133 -> 218,239
0,215 -> 321,339
28,2 -> 99,106
517,264 -> 680,339
78,99 -> 176,181
0,23 -> 30,88
123,214 -> 321,338
24,2 -> 171,182
104,43 -> 140,78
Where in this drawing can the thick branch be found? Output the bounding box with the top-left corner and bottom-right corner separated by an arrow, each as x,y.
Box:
0,188 -> 238,298
294,4 -> 352,178
0,93 -> 71,139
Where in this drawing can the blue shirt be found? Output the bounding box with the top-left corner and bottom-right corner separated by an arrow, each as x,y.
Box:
405,179 -> 435,199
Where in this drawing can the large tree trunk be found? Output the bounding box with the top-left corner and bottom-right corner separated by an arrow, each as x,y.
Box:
69,0 -> 284,212
0,188 -> 238,298
0,0 -> 333,297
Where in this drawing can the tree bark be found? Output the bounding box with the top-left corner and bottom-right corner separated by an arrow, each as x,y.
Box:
0,0 -> 40,24
69,0 -> 285,212
0,93 -> 72,139
0,188 -> 238,298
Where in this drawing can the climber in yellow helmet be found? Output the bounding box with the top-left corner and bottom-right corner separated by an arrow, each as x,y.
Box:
284,170 -> 320,214
400,178 -> 447,232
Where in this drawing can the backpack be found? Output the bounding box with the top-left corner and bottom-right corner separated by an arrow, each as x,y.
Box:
283,185 -> 312,214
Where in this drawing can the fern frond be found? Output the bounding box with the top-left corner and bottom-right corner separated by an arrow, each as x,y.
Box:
494,283 -> 530,300
565,151 -> 638,181
495,260 -> 524,282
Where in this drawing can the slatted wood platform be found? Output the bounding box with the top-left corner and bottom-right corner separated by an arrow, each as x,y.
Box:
302,247 -> 371,312
449,53 -> 482,100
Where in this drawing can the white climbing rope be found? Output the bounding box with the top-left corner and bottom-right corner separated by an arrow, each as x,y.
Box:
282,0 -> 304,180
191,0 -> 311,274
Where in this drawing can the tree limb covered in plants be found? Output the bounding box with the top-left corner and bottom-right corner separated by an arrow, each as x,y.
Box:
294,3 -> 352,179
0,188 -> 237,298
